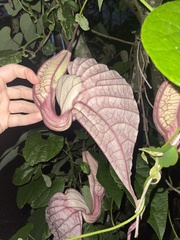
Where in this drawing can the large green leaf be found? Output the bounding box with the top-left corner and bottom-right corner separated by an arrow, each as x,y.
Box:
109,166 -> 134,207
31,177 -> 65,208
12,162 -> 41,186
133,154 -> 150,199
20,13 -> 36,48
23,132 -> 64,166
96,153 -> 123,208
141,1 -> 180,86
16,176 -> 47,208
28,208 -> 51,240
147,188 -> 168,240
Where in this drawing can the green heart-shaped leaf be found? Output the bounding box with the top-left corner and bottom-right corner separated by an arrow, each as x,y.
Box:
23,132 -> 64,166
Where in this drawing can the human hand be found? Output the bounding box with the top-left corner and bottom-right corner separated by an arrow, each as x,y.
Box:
0,64 -> 42,133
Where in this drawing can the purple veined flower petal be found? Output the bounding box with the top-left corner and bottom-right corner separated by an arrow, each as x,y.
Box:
46,191 -> 84,240
81,151 -> 105,223
68,58 -> 139,202
34,52 -> 139,202
33,50 -> 72,131
153,80 -> 180,148
46,151 -> 105,239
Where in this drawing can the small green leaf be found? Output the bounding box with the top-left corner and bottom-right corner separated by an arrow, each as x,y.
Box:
9,223 -> 34,240
140,145 -> 178,168
80,162 -> 90,174
42,174 -> 52,187
13,162 -> 41,186
0,27 -> 23,51
42,39 -> 56,56
4,0 -> 22,17
75,13 -> 90,31
139,146 -> 163,157
158,145 -> 178,168
141,1 -> 180,86
23,132 -> 64,166
98,0 -> 104,11
30,0 -> 42,13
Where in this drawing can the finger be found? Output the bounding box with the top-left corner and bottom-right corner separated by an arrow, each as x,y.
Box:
9,100 -> 41,114
0,113 -> 8,134
0,64 -> 39,84
7,85 -> 33,100
8,112 -> 43,127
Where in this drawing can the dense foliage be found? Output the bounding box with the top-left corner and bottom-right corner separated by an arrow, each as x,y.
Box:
0,0 -> 180,240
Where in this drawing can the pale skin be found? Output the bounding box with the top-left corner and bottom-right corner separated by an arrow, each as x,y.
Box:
0,64 -> 42,133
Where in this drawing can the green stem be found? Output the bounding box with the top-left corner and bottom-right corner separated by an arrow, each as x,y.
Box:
79,0 -> 89,15
20,35 -> 43,52
34,31 -> 52,55
63,139 -> 75,188
110,199 -> 115,226
46,4 -> 59,20
66,201 -> 144,240
168,210 -> 179,238
17,0 -> 37,20
139,0 -> 154,12
29,235 -> 35,240
162,127 -> 180,149
91,29 -> 134,45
